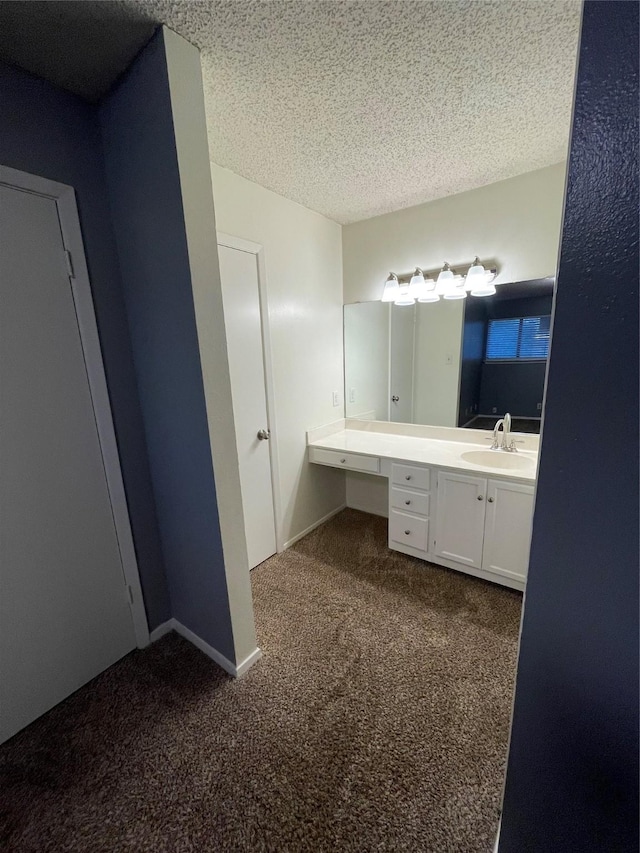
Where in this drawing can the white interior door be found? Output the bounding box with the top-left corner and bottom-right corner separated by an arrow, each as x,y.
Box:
434,471 -> 487,568
217,242 -> 277,569
0,181 -> 136,744
390,304 -> 415,422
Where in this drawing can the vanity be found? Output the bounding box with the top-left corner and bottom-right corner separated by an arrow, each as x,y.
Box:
307,419 -> 538,591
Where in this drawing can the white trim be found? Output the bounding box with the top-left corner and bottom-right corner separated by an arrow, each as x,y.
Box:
493,818 -> 501,852
171,619 -> 262,677
0,165 -> 150,649
216,231 -> 284,553
149,620 -> 173,643
283,503 -> 347,550
346,501 -> 388,518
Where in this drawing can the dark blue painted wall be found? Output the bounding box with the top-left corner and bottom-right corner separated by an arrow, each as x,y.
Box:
478,362 -> 546,418
0,61 -> 171,629
500,3 -> 639,850
99,30 -> 235,659
460,292 -> 552,422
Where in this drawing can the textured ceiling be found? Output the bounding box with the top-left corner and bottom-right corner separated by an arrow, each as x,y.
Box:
0,1 -> 581,223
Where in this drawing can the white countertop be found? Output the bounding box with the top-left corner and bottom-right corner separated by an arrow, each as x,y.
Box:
308,427 -> 538,482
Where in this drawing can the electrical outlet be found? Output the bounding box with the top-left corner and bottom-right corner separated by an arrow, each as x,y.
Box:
349,388 -> 356,403
332,391 -> 340,407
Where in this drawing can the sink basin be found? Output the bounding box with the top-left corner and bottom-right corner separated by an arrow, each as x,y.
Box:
460,449 -> 535,471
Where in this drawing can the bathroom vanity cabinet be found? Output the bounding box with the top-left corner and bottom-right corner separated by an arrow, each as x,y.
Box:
308,422 -> 537,590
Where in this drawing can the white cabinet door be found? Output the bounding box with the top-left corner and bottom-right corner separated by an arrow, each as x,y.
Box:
482,479 -> 535,583
434,471 -> 487,568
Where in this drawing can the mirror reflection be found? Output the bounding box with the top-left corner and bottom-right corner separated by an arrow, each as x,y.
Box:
344,277 -> 554,433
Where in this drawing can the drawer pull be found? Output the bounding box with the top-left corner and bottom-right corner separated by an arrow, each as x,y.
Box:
477,495 -> 484,501
405,529 -> 411,535
405,475 -> 411,481
405,500 -> 411,505
340,458 -> 346,463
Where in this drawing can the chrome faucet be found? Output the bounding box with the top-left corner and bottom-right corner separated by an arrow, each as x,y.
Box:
491,412 -> 516,451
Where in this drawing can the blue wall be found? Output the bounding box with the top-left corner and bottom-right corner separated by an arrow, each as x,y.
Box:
99,30 -> 235,659
459,291 -> 552,422
0,61 -> 171,630
500,2 -> 639,850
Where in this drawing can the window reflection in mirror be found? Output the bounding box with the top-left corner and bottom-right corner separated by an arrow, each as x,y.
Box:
343,277 -> 554,433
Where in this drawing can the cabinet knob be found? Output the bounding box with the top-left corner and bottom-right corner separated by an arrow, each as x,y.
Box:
405,500 -> 411,505
340,458 -> 346,463
488,497 -> 494,503
404,530 -> 411,535
477,495 -> 484,501
405,475 -> 411,481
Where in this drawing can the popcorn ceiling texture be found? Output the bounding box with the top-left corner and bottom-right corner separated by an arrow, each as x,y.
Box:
0,1 -> 581,223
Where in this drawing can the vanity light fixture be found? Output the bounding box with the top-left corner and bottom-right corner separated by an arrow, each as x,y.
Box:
409,267 -> 437,302
409,267 -> 425,296
381,273 -> 400,302
439,262 -> 467,300
417,277 -> 439,303
394,279 -> 415,306
380,258 -> 498,304
467,257 -> 497,296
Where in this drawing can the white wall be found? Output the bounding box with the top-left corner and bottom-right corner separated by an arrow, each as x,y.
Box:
342,163 -> 567,304
413,300 -> 464,427
344,301 -> 389,419
210,163 -> 345,548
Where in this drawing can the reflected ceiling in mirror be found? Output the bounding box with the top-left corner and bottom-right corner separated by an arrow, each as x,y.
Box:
344,278 -> 554,432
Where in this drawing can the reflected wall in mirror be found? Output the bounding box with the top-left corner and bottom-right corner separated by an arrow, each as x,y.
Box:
344,277 -> 554,433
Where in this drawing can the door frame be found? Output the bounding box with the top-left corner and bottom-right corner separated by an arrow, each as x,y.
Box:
216,231 -> 283,554
0,165 -> 150,648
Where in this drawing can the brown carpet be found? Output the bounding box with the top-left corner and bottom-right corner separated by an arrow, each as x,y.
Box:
0,509 -> 521,853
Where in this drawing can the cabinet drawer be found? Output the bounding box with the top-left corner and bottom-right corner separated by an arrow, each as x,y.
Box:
391,463 -> 430,491
389,510 -> 429,551
309,447 -> 380,474
390,486 -> 430,516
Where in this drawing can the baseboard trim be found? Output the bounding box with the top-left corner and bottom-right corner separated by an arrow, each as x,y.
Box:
235,646 -> 263,677
345,501 -> 388,518
150,618 -> 261,678
282,503 -> 346,550
149,619 -> 173,643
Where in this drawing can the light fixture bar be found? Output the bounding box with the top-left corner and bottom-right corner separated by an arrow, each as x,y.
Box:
390,259 -> 498,286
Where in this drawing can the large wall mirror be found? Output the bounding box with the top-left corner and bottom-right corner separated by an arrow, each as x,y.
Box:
344,277 -> 554,433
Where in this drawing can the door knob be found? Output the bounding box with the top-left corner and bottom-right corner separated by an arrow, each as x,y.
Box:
257,429 -> 270,441
477,495 -> 484,501
488,497 -> 494,503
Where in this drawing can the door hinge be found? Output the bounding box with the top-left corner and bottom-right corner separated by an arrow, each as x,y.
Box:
64,249 -> 75,279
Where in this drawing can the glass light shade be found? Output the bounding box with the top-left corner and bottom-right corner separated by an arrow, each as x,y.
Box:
470,270 -> 497,297
443,283 -> 467,300
439,267 -> 466,300
408,269 -> 425,299
381,274 -> 399,302
394,282 -> 415,306
466,258 -> 485,281
417,278 -> 438,302
470,281 -> 497,297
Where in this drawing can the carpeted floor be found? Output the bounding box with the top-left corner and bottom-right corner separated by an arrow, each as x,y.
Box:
0,509 -> 522,853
